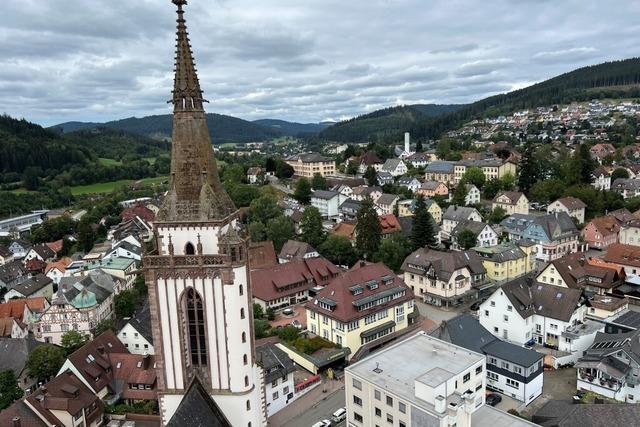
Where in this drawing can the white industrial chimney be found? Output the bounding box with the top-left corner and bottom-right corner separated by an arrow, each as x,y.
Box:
404,132 -> 410,153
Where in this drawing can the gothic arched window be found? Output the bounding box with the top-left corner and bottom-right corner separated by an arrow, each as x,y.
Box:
243,354 -> 248,365
185,288 -> 207,366
242,332 -> 246,343
185,242 -> 195,255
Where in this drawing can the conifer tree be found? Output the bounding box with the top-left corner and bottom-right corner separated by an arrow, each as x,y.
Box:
411,195 -> 437,250
355,196 -> 382,259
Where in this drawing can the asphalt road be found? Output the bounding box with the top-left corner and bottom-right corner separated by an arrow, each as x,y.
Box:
281,388 -> 346,427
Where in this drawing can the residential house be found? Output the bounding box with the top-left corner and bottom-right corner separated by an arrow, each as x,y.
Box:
0,245 -> 13,266
397,176 -> 421,193
620,218 -> 640,246
247,166 -> 264,184
493,191 -> 529,215
397,199 -> 442,223
0,297 -> 48,338
3,274 -> 53,302
0,337 -> 45,391
331,222 -> 356,244
592,166 -> 611,191
416,181 -> 448,198
547,197 -> 587,224
424,161 -> 455,185
582,215 -> 620,250
108,216 -> 153,243
406,152 -> 430,168
451,220 -> 498,250
375,193 -> 400,216
118,300 -> 154,355
381,158 -> 408,177
331,183 -> 353,198
8,239 -> 32,259
344,332 -> 534,427
251,257 -> 341,309
432,314 -> 544,405
376,171 -> 394,186
442,206 -> 483,239
464,184 -> 481,205
603,243 -> 640,277
402,248 -> 486,307
501,212 -> 580,261
586,294 -> 629,320
473,243 -> 535,283
350,186 -> 382,202
45,257 -> 73,285
536,253 -> 625,295
479,277 -> 597,366
352,151 -> 383,174
121,203 -> 156,223
79,256 -> 136,289
256,342 -> 297,417
24,243 -> 56,263
576,329 -> 640,402
379,214 -> 402,240
454,159 -> 518,184
36,272 -> 118,344
339,199 -> 361,222
278,240 -> 319,263
310,190 -> 347,220
590,143 -> 616,162
57,330 -> 156,403
0,371 -> 104,427
103,240 -> 142,262
611,178 -> 640,199
286,153 -> 336,177
0,260 -> 29,290
305,262 -> 417,360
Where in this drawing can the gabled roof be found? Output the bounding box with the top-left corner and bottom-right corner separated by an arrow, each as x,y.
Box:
166,376 -> 232,427
12,274 -> 52,297
279,240 -> 317,261
420,181 -> 445,191
375,193 -> 399,206
0,245 -> 12,258
604,243 -> 640,268
452,220 -> 491,239
312,190 -> 339,200
402,248 -> 486,281
356,151 -> 382,166
256,342 -> 296,383
45,240 -> 64,254
379,214 -> 402,235
109,352 -> 157,400
331,221 -> 356,240
494,191 -> 525,204
29,243 -> 55,260
0,261 -> 27,284
425,161 -> 455,173
0,337 -> 45,377
0,297 -> 47,321
248,241 -> 278,270
122,299 -> 153,345
555,196 -> 586,210
45,257 -> 73,275
545,253 -> 623,290
382,158 -> 404,170
443,206 -> 480,222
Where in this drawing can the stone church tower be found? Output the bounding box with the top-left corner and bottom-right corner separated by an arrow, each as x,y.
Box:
143,1 -> 266,425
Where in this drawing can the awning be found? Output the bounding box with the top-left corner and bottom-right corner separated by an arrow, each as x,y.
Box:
360,320 -> 396,339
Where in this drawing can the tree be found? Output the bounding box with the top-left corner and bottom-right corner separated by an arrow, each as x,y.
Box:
364,166 -> 378,186
254,319 -> 270,339
499,173 -> 516,191
517,141 -> 538,193
300,206 -> 326,248
487,207 -> 507,224
0,370 -> 23,410
319,235 -> 357,267
411,195 -> 437,250
60,330 -> 88,355
415,139 -> 423,152
462,167 -> 486,189
611,168 -> 630,181
115,289 -> 138,318
355,197 -> 382,259
248,193 -> 281,224
22,166 -> 42,191
26,345 -> 65,382
452,184 -> 468,206
92,319 -> 116,336
294,178 -> 312,204
311,173 -> 327,191
275,160 -> 294,179
76,220 -> 96,253
266,307 -> 276,321
346,161 -> 358,175
529,179 -> 566,203
483,178 -> 502,199
456,229 -> 477,250
253,303 -> 264,319
248,221 -> 267,242
266,216 -> 296,251
374,236 -> 409,271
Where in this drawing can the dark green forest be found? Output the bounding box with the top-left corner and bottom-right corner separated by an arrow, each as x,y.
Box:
321,58 -> 640,143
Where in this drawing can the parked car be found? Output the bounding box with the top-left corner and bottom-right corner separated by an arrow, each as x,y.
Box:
470,298 -> 487,311
291,320 -> 303,329
311,420 -> 332,427
283,307 -> 294,316
331,407 -> 347,423
486,393 -> 502,406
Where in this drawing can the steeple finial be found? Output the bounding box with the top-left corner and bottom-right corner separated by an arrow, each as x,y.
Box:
171,0 -> 208,112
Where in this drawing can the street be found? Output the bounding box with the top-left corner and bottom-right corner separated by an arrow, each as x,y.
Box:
279,387 -> 345,427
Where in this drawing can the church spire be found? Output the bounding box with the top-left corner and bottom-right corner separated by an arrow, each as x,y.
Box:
171,0 -> 207,112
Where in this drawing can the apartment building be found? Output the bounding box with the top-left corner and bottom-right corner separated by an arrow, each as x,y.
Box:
547,197 -> 587,224
286,153 -> 336,177
473,242 -> 535,283
492,191 -> 529,215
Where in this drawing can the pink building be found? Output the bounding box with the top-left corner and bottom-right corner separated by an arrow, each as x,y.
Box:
582,216 -> 620,250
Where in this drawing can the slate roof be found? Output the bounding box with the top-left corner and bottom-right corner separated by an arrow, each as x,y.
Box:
0,245 -> 11,258
312,190 -> 339,200
122,299 -> 153,345
425,161 -> 455,173
452,220 -> 491,239
166,377 -> 232,427
0,337 -> 45,377
473,243 -> 526,263
290,153 -> 332,163
402,248 -> 486,281
431,314 -> 542,367
421,181 -> 445,191
56,273 -> 116,308
382,158 -> 404,171
556,196 -> 587,210
612,178 -> 640,191
30,243 -> 55,260
494,191 -> 525,204
109,240 -> 142,256
279,240 -> 317,261
339,199 -> 361,212
534,401 -> 640,427
256,342 -> 296,384
443,206 -> 480,222
0,260 -> 27,285
500,276 -> 583,322
375,193 -> 399,206
12,274 -> 52,297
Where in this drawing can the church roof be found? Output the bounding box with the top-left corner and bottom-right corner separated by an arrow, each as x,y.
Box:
166,376 -> 232,427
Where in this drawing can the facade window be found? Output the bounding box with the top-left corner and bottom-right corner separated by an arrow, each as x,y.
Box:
386,396 -> 393,406
353,378 -> 362,390
463,373 -> 471,383
398,402 -> 406,414
375,407 -> 382,417
374,390 -> 381,400
243,354 -> 248,365
241,308 -> 245,319
239,284 -> 244,295
185,288 -> 207,366
353,395 -> 362,406
246,400 -> 251,410
506,378 -> 519,389
245,376 -> 249,387
273,391 -> 279,400
242,332 -> 247,343
387,414 -> 393,423
354,413 -> 363,423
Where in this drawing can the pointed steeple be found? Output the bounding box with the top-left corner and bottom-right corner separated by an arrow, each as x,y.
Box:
157,0 -> 236,222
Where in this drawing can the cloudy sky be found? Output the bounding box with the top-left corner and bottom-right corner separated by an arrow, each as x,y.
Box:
2,0 -> 640,126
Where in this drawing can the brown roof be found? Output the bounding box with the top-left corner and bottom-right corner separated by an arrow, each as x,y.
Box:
610,208 -> 636,224
604,244 -> 640,268
122,204 -> 156,223
331,222 -> 356,241
501,277 -> 583,322
305,262 -> 413,323
494,191 -> 525,204
589,295 -> 628,312
0,400 -> 46,427
24,371 -> 103,426
379,214 -> 402,235
557,196 -> 587,210
0,297 -> 47,322
279,240 -> 317,261
0,318 -> 15,337
0,245 -> 11,258
66,330 -> 128,394
546,253 -> 623,291
250,257 -> 341,303
45,240 -> 64,254
30,243 -> 55,260
401,248 -> 486,281
25,259 -> 46,274
44,257 -> 73,275
248,241 -> 278,270
110,353 -> 157,401
586,216 -> 620,237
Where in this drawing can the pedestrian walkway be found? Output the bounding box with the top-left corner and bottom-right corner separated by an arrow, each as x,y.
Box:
268,378 -> 344,426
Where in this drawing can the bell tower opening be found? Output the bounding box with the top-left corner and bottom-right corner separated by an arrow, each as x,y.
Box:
185,242 -> 195,255
184,288 -> 207,366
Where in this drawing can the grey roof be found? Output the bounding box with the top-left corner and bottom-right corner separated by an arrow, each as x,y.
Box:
109,241 -> 141,256
534,400 -> 640,427
608,310 -> 640,330
290,152 -> 332,163
425,161 -> 455,173
452,220 -> 491,239
398,217 -> 413,239
12,274 -> 52,296
339,199 -> 361,212
0,245 -> 11,258
397,177 -> 419,185
123,299 -> 153,345
402,248 -> 486,281
30,243 -> 55,260
0,336 -> 45,377
166,377 -> 232,427
56,272 -> 116,306
473,243 -> 526,263
443,206 -> 481,222
279,240 -> 317,261
382,158 -> 403,171
256,343 -> 296,384
0,260 -> 27,285
494,191 -> 525,204
312,190 -> 339,200
501,212 -> 578,241
612,178 -> 640,191
432,314 -> 542,367
580,330 -> 640,366
376,193 -> 399,206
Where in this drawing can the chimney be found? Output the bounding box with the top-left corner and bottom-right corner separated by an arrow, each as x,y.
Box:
435,395 -> 446,414
143,352 -> 151,370
405,132 -> 410,153
12,416 -> 20,427
97,345 -> 105,355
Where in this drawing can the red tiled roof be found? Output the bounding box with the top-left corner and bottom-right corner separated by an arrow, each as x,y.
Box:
305,262 -> 414,323
250,257 -> 340,303
604,244 -> 640,268
557,196 -> 586,210
0,318 -> 14,337
122,204 -> 156,223
45,240 -> 64,254
331,222 -> 355,240
110,353 -> 157,401
379,214 -> 401,235
587,216 -> 620,237
0,297 -> 47,322
45,257 -> 73,275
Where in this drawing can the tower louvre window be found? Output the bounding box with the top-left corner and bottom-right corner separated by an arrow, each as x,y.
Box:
185,288 -> 207,366
185,242 -> 195,255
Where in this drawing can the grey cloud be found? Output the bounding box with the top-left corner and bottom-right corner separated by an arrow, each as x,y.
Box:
430,44 -> 479,54
533,47 -> 599,64
454,59 -> 513,78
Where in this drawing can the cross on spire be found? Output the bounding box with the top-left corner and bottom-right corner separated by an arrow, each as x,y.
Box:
171,0 -> 208,112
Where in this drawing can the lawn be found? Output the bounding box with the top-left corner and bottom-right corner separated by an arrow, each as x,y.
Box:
70,180 -> 132,196
98,158 -> 124,166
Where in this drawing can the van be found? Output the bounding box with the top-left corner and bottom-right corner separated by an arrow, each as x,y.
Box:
331,407 -> 347,422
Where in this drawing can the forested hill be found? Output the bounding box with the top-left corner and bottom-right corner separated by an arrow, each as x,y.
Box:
0,114 -> 91,176
252,119 -> 331,137
54,113 -> 296,144
322,58 -> 640,143
319,104 -> 462,143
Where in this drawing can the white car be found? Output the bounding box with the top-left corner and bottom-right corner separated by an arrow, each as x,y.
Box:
311,420 -> 331,427
331,407 -> 347,422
